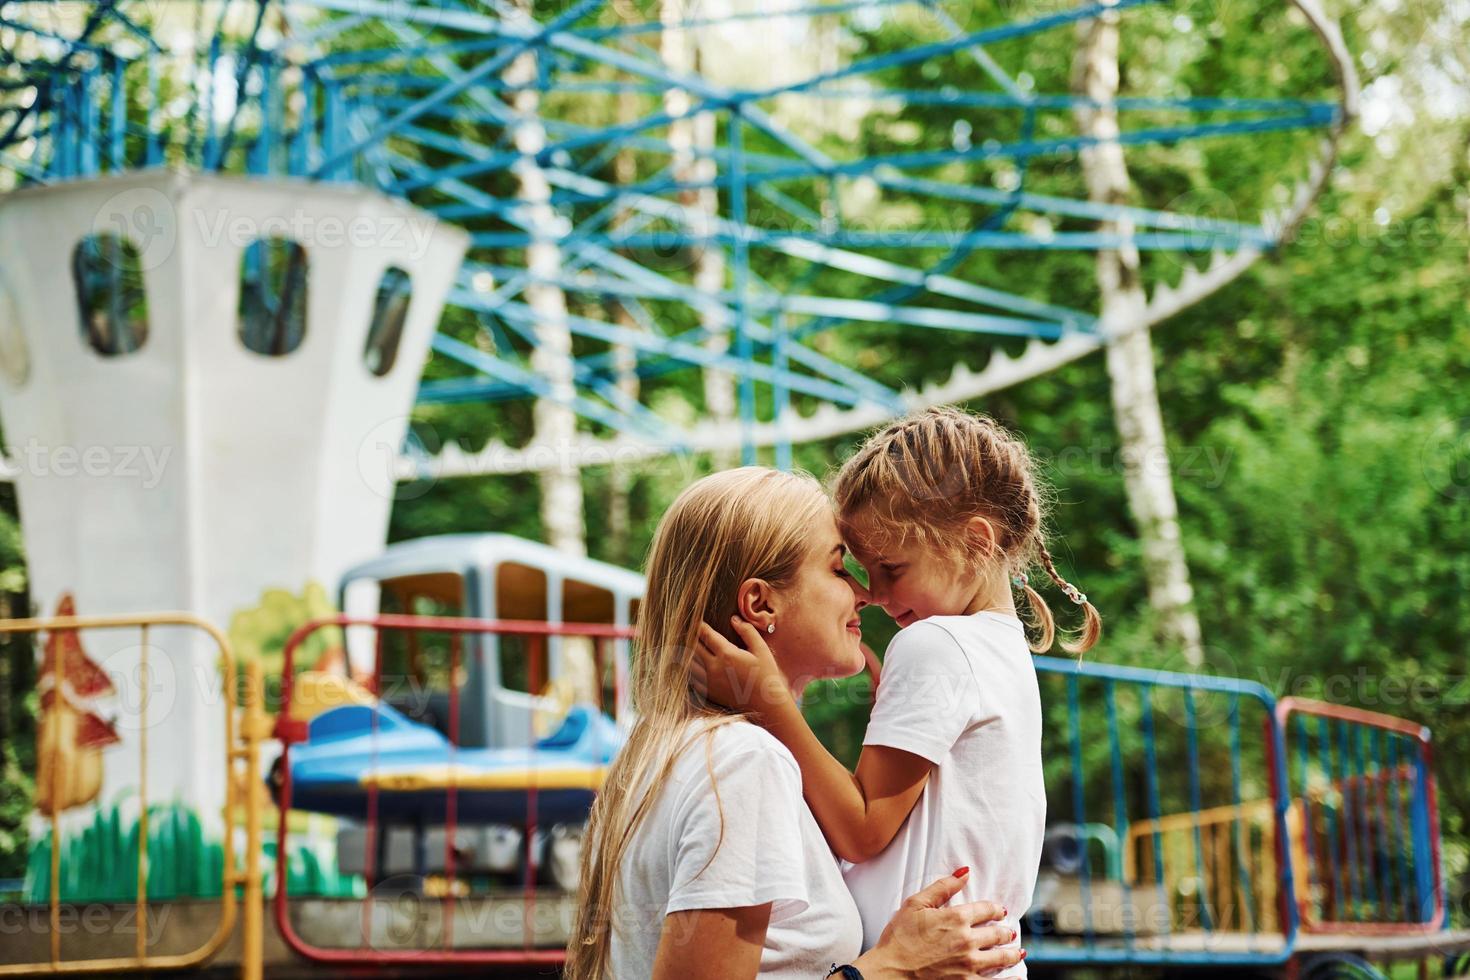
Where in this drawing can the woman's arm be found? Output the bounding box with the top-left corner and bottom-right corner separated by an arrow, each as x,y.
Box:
652,904 -> 770,980
695,619 -> 930,862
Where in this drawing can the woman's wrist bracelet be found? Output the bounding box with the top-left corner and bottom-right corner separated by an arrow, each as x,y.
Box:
826,965 -> 863,979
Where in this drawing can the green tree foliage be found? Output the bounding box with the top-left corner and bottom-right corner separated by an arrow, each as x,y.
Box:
0,473 -> 32,882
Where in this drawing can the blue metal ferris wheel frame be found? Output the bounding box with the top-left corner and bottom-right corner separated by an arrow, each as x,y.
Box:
0,0 -> 1348,465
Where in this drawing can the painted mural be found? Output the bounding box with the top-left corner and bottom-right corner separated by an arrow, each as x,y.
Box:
35,594 -> 120,816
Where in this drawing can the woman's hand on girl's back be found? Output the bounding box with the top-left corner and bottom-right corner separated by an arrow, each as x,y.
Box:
852,870 -> 1023,980
691,619 -> 792,720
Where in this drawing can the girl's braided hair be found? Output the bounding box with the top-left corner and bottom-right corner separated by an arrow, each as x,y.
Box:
833,405 -> 1101,655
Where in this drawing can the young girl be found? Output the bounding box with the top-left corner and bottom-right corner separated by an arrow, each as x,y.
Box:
695,407 -> 1101,977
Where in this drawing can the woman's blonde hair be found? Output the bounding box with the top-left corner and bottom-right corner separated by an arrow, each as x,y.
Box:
833,405 -> 1101,655
564,466 -> 831,980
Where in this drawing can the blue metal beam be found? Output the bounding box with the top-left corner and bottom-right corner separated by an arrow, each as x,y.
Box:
339,73 -> 1330,120
534,166 -> 1096,370
728,109 -> 757,462
467,263 -> 1073,339
310,0 -> 603,179
440,264 -> 683,438
468,227 -> 1263,252
872,171 -> 1271,240
749,0 -> 1160,103
801,87 -> 1340,115
544,0 -> 1157,123
313,36 -> 511,69
917,1 -> 1026,100
540,112 -> 1331,208
427,333 -> 677,440
458,293 -> 873,408
290,11 -> 373,52
571,0 -> 911,40
212,1 -> 281,171
288,0 -> 509,35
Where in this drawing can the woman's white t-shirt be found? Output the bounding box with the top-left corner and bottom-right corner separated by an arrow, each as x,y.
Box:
842,611 -> 1044,979
609,718 -> 864,979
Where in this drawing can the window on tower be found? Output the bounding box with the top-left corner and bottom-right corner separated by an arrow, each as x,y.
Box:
238,237 -> 308,356
72,234 -> 150,357
364,265 -> 413,377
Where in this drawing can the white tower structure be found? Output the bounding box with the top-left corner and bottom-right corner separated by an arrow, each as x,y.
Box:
0,169 -> 466,893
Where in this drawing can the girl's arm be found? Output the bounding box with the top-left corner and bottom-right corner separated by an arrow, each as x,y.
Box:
695,618 -> 932,863
652,905 -> 770,980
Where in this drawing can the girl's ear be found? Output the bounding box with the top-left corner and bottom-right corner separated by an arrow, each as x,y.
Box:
735,577 -> 778,631
965,515 -> 1001,562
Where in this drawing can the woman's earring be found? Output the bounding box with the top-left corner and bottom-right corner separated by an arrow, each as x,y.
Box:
766,623 -> 775,634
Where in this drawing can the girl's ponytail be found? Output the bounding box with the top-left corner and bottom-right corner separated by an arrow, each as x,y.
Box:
1036,543 -> 1101,656
1012,571 -> 1055,655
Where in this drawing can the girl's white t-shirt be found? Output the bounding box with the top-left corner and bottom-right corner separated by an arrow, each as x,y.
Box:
609,718 -> 864,979
842,611 -> 1045,978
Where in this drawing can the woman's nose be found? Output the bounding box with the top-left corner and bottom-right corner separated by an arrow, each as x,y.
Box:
849,579 -> 872,609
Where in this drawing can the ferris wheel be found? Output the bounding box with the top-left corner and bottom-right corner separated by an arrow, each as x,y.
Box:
0,0 -> 1356,477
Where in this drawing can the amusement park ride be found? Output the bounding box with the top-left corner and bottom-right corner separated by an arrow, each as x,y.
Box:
0,0 -> 1462,977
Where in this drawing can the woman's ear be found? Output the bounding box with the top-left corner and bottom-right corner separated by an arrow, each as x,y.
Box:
735,577 -> 778,631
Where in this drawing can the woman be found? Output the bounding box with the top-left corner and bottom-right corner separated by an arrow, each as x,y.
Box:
566,468 -> 1022,979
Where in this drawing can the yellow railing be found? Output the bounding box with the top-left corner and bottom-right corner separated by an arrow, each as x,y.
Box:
0,612 -> 265,978
1124,798 -> 1283,934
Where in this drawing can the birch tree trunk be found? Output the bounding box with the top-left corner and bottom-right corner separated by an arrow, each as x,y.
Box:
606,85 -> 641,565
506,4 -> 586,559
505,4 -> 597,717
662,0 -> 735,470
1072,11 -> 1205,666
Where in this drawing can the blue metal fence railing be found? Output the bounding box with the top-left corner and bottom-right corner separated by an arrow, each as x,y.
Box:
1276,698 -> 1444,935
1025,656 -> 1298,968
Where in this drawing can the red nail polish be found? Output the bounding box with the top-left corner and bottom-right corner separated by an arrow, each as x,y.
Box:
952,866 -> 969,878
1020,949 -> 1028,960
